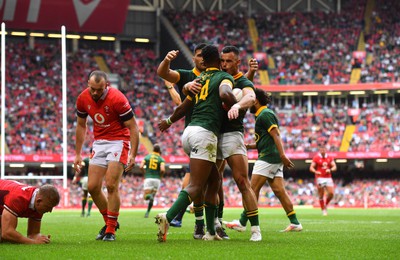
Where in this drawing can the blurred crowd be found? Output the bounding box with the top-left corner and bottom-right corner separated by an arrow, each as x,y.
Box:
36,176 -> 398,208
3,1 -> 400,157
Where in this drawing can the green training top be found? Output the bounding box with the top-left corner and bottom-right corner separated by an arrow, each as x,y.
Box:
176,68 -> 201,127
189,68 -> 234,136
143,152 -> 165,179
254,106 -> 282,164
221,72 -> 255,133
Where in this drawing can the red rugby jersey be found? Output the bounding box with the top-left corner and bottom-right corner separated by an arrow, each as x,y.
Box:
311,154 -> 334,178
0,180 -> 42,221
76,87 -> 132,141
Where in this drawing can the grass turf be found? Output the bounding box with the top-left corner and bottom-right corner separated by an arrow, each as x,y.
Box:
1,208 -> 398,259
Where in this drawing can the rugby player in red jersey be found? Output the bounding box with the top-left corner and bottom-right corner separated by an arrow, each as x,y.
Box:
310,145 -> 337,216
0,180 -> 60,244
74,70 -> 140,241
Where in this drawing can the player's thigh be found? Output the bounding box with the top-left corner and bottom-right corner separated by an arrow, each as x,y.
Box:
227,154 -> 249,180
267,176 -> 286,193
250,174 -> 267,197
105,161 -> 124,185
188,158 -> 215,187
326,185 -> 335,195
88,164 -> 107,191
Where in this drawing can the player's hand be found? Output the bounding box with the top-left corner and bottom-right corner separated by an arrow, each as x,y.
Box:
72,175 -> 80,185
164,50 -> 179,62
184,79 -> 202,96
158,119 -> 172,132
32,234 -> 51,244
125,155 -> 136,172
281,155 -> 295,169
326,169 -> 331,173
248,58 -> 258,72
73,156 -> 82,174
315,171 -> 321,175
228,104 -> 241,120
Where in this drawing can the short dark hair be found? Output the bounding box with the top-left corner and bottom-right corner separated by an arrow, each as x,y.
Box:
221,45 -> 240,57
88,70 -> 108,82
194,43 -> 207,54
254,88 -> 271,106
153,144 -> 161,153
39,184 -> 60,207
201,45 -> 220,67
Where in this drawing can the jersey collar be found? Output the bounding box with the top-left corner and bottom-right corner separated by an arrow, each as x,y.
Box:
193,67 -> 202,76
206,67 -> 220,71
233,72 -> 244,80
30,188 -> 39,211
255,106 -> 267,117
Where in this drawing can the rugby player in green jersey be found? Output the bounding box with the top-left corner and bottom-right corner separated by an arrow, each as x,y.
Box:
224,88 -> 303,233
156,44 -> 237,242
157,44 -> 207,238
73,156 -> 94,217
217,45 -> 261,241
140,144 -> 166,218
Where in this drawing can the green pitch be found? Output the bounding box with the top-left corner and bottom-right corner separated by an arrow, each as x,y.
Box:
1,208 -> 399,259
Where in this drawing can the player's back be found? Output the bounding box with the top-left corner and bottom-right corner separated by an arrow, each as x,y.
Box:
190,69 -> 234,136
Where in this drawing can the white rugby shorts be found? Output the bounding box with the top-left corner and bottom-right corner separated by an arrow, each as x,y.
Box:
182,126 -> 218,163
217,131 -> 247,160
252,160 -> 284,179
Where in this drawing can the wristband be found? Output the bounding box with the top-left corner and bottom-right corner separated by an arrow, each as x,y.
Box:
232,103 -> 241,110
166,86 -> 173,89
166,117 -> 172,125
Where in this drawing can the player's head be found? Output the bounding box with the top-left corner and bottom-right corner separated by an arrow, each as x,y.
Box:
220,45 -> 240,75
319,144 -> 327,156
35,184 -> 60,214
250,88 -> 271,114
153,143 -> 161,154
201,44 -> 221,69
88,70 -> 109,101
193,43 -> 207,72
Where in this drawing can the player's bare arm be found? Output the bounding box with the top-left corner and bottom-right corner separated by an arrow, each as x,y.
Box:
327,161 -> 337,173
124,117 -> 140,172
160,162 -> 166,177
165,80 -> 182,106
270,127 -> 295,169
244,58 -> 258,82
220,81 -> 237,109
139,160 -> 146,175
157,50 -> 180,83
158,97 -> 194,132
1,210 -> 49,244
245,143 -> 257,150
27,218 -> 51,243
228,87 -> 256,120
74,116 -> 87,174
310,162 -> 321,175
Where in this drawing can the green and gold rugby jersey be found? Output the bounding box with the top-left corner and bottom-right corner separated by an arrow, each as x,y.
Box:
254,106 -> 282,164
143,152 -> 165,179
221,72 -> 255,133
189,68 -> 234,136
176,68 -> 201,127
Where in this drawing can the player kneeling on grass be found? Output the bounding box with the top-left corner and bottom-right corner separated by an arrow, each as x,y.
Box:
223,88 -> 303,233
0,180 -> 60,244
